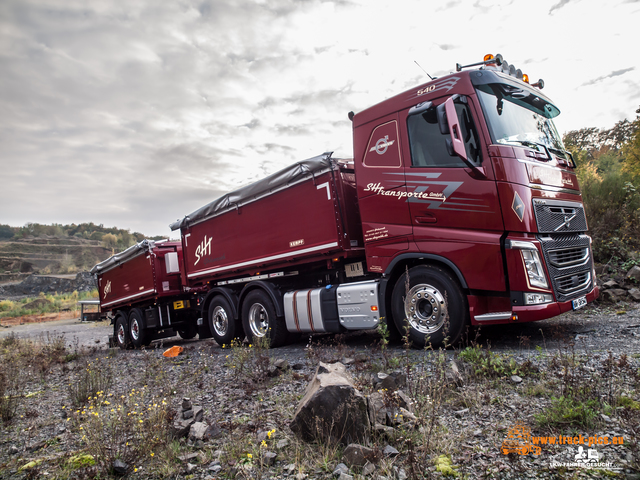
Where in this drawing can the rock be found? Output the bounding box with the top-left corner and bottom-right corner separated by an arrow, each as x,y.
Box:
209,464 -> 222,473
604,279 -> 620,289
628,288 -> 640,301
454,408 -> 469,417
274,358 -> 289,370
511,375 -> 523,383
473,429 -> 483,437
398,468 -> 408,480
367,391 -> 387,426
172,406 -> 204,438
292,363 -> 305,370
627,265 -> 640,283
388,371 -> 406,388
611,288 -> 628,297
601,413 -> 612,423
290,362 -> 370,445
602,290 -> 620,303
338,474 -> 354,480
333,463 -> 349,476
179,453 -> 200,462
262,451 -> 277,466
203,423 -> 223,441
8,445 -> 19,455
447,360 -> 464,387
343,443 -> 373,467
343,357 -> 355,365
189,421 -> 209,441
186,463 -> 197,473
182,397 -> 192,410
276,439 -> 289,449
383,445 -> 399,457
395,390 -> 412,412
363,461 -> 375,476
112,459 -> 128,475
183,408 -> 194,419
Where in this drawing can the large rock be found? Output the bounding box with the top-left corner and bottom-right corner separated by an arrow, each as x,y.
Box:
290,362 -> 370,445
343,443 -> 374,467
627,265 -> 640,283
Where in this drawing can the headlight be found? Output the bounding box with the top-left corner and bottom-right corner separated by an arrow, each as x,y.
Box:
511,240 -> 549,290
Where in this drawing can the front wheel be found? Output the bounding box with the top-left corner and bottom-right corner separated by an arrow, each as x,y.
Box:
391,265 -> 468,348
241,289 -> 287,348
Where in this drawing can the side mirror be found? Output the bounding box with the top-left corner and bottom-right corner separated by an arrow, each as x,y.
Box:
439,97 -> 485,175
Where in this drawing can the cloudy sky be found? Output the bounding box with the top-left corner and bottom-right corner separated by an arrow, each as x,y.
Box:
1,0 -> 639,238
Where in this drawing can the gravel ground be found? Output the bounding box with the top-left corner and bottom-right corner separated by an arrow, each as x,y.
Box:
1,304 -> 639,479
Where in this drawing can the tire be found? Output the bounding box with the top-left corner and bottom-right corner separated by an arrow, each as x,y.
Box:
178,324 -> 197,340
391,265 -> 468,348
115,312 -> 131,350
241,289 -> 288,348
128,308 -> 149,348
208,295 -> 243,347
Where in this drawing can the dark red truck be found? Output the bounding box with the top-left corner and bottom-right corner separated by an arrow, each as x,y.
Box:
97,54 -> 599,349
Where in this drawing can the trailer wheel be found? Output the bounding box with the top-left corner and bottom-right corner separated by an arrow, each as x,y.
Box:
178,325 -> 197,340
129,308 -> 150,348
391,265 -> 468,348
208,296 -> 243,347
115,313 -> 131,350
242,290 -> 287,348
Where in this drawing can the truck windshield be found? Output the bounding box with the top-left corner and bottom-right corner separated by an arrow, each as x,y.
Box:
475,83 -> 565,153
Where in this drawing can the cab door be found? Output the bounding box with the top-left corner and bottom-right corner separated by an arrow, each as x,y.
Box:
354,113 -> 412,273
399,96 -> 506,292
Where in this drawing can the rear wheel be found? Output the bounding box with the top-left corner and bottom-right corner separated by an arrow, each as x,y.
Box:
178,324 -> 197,340
129,308 -> 150,348
208,296 -> 243,347
391,265 -> 468,348
241,289 -> 287,348
115,313 -> 130,350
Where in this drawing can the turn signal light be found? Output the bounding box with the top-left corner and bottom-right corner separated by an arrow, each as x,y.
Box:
371,305 -> 379,312
511,313 -> 518,322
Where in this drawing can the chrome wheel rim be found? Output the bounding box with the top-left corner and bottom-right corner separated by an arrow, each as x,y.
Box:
212,306 -> 228,337
117,323 -> 126,345
403,284 -> 448,335
130,319 -> 140,341
248,303 -> 268,338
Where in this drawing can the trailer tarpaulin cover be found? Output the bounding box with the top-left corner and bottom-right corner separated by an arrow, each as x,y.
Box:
90,239 -> 155,274
169,152 -> 334,231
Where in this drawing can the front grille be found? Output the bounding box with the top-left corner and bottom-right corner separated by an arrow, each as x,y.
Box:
548,246 -> 589,268
556,271 -> 591,295
538,233 -> 593,302
533,199 -> 587,234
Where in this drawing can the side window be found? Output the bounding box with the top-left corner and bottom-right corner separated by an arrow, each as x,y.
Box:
407,101 -> 481,167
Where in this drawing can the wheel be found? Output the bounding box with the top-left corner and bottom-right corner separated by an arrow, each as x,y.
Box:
114,312 -> 130,350
128,308 -> 150,348
391,265 -> 468,348
208,295 -> 243,347
178,324 -> 197,340
241,289 -> 288,348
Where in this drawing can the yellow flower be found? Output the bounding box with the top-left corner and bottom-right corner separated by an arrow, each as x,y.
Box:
150,452 -> 154,457
247,453 -> 252,459
261,440 -> 267,447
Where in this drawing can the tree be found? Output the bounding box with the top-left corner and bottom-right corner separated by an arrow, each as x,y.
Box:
102,233 -> 118,250
622,106 -> 640,179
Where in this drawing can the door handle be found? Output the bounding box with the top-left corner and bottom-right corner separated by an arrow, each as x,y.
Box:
415,215 -> 437,224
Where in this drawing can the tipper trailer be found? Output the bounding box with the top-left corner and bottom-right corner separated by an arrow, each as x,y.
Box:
91,240 -> 207,348
96,53 -> 599,349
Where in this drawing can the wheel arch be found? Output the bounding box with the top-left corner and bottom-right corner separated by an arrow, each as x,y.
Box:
202,287 -> 239,320
382,253 -> 468,322
239,281 -> 284,318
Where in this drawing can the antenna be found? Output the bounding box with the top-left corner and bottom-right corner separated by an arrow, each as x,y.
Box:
414,60 -> 434,81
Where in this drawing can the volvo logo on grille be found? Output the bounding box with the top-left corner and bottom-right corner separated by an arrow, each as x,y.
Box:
554,213 -> 577,232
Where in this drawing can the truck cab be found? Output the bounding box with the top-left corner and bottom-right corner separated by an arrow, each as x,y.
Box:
352,54 -> 598,346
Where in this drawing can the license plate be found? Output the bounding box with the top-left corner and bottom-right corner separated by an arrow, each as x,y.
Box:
345,262 -> 364,278
572,296 -> 587,310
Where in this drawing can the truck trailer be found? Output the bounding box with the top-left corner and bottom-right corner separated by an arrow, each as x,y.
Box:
96,53 -> 599,349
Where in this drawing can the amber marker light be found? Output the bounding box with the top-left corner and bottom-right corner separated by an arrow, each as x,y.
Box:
511,313 -> 518,322
371,305 -> 379,312
484,54 -> 494,61
522,74 -> 530,83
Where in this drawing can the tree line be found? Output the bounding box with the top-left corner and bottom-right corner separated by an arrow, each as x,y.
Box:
564,106 -> 640,269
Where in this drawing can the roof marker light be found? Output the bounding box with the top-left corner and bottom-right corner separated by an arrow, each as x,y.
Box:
522,74 -> 529,83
